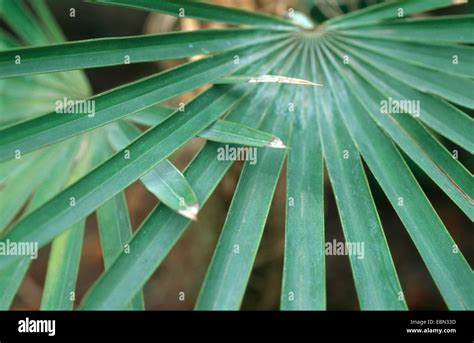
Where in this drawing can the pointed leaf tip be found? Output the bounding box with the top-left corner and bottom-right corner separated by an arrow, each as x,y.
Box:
248,75 -> 322,86
267,136 -> 287,149
178,203 -> 199,221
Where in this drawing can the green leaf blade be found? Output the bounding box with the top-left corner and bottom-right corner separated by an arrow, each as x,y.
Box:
337,15 -> 474,43
0,38 -> 289,162
200,119 -> 286,148
92,0 -> 298,30
0,29 -> 286,78
195,45 -> 305,310
40,221 -> 85,310
107,121 -> 199,219
332,36 -> 474,109
281,45 -> 325,310
97,191 -> 145,310
323,47 -> 474,310
325,39 -> 474,220
316,47 -> 406,310
326,1 -> 467,29
79,47 -> 294,309
196,100 -> 292,310
0,85 -> 249,268
332,36 -> 474,79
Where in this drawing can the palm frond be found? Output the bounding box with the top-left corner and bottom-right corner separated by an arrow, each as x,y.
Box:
0,0 -> 472,311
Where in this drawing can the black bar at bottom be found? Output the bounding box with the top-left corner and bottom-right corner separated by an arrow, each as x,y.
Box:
0,311 -> 471,339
